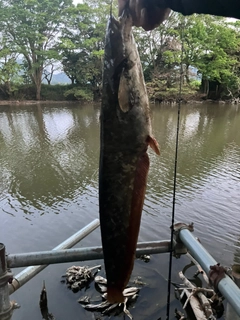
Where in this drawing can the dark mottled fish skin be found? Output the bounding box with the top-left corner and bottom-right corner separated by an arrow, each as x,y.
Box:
99,9 -> 159,303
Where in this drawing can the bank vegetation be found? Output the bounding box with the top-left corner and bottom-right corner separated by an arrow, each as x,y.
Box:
0,0 -> 240,103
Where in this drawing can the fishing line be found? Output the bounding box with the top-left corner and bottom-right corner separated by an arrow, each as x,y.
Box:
166,16 -> 185,320
110,0 -> 113,16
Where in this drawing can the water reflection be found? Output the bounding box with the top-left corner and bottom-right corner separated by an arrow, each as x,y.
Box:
0,104 -> 100,214
148,104 -> 240,197
0,102 -> 240,320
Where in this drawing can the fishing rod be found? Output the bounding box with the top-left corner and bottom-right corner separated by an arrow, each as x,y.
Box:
166,16 -> 185,320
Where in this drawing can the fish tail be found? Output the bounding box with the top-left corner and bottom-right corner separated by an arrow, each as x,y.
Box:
107,286 -> 124,303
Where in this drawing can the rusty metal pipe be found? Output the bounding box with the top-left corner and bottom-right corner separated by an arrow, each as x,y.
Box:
0,243 -> 14,320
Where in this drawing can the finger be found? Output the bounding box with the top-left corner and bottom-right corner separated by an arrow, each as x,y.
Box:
129,0 -> 144,27
141,7 -> 171,30
118,0 -> 128,16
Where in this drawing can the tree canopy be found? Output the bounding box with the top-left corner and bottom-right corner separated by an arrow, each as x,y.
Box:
0,0 -> 239,101
0,0 -> 73,99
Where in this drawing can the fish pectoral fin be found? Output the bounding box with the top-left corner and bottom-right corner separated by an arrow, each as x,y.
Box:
147,135 -> 160,155
118,72 -> 132,113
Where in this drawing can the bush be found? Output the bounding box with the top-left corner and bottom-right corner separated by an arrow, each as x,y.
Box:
40,84 -> 74,101
189,80 -> 201,90
64,87 -> 93,101
0,83 -> 97,101
17,84 -> 36,100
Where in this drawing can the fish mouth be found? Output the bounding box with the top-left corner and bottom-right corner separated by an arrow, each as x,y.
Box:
108,15 -> 120,34
108,9 -> 132,38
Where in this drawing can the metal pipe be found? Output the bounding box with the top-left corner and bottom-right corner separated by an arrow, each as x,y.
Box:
7,240 -> 171,268
8,219 -> 100,295
0,244 -> 14,320
179,228 -> 240,317
226,264 -> 240,320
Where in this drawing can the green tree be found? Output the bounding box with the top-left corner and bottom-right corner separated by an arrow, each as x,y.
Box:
136,12 -> 240,99
187,16 -> 239,97
0,0 -> 73,100
135,12 -> 181,85
0,37 -> 22,98
228,20 -> 240,97
60,0 -> 112,100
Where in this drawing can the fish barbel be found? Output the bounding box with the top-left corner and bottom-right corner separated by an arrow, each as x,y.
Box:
99,8 -> 160,303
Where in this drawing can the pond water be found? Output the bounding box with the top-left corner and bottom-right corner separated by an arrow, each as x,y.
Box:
1,102 -> 240,320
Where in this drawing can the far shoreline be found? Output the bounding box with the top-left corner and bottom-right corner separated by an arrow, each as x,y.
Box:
0,100 -> 82,106
0,98 -> 237,106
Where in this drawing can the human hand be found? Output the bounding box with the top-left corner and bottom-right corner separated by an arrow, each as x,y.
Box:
118,0 -> 171,31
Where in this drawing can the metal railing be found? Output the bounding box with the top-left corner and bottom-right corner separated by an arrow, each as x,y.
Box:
1,220 -> 240,319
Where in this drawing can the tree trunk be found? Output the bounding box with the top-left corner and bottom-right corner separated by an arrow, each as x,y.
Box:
201,79 -> 209,96
206,80 -> 209,97
185,65 -> 190,84
5,80 -> 11,98
34,69 -> 43,100
36,82 -> 42,100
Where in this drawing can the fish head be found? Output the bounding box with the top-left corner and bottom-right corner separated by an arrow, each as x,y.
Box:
103,15 -> 126,95
105,16 -> 123,64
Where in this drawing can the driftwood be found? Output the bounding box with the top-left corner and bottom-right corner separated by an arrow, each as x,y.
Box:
186,252 -> 209,285
180,288 -> 208,320
179,271 -> 216,320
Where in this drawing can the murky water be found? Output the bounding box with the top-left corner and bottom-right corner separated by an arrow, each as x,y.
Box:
1,102 -> 240,319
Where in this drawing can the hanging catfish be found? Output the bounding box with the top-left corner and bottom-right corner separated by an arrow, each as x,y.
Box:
99,8 -> 160,303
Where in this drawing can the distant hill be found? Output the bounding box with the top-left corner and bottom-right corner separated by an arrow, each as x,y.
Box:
16,57 -> 71,85
42,72 -> 71,85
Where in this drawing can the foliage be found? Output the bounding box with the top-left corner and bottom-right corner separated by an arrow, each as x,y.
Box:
146,79 -> 198,102
0,37 -> 23,97
59,0 -> 110,99
64,86 -> 93,101
0,0 -> 73,100
0,83 -> 79,100
134,12 -> 181,85
41,84 -> 72,100
0,0 -> 240,101
136,13 -> 240,99
189,80 -> 201,90
186,16 -> 239,96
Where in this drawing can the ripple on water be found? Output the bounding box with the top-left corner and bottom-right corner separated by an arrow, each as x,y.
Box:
1,103 -> 240,320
